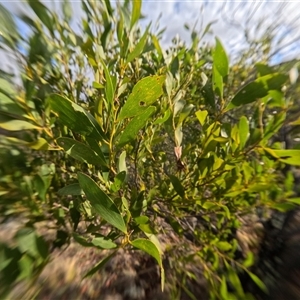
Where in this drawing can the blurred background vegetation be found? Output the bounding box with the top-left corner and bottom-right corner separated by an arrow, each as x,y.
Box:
0,1 -> 300,299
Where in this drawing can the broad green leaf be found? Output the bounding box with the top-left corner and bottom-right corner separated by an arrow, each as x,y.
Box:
177,104 -> 194,125
263,148 -> 300,166
226,73 -> 287,110
0,119 -> 41,131
287,198 -> 300,205
263,111 -> 286,141
92,81 -> 104,89
212,64 -> 223,99
152,35 -> 163,60
213,38 -> 229,78
228,268 -> 244,297
131,239 -> 162,266
130,0 -> 141,30
78,172 -> 127,233
174,99 -> 185,117
0,78 -> 16,98
83,251 -> 117,278
100,59 -> 115,110
58,183 -> 83,196
170,56 -> 180,78
48,94 -> 106,141
220,276 -> 228,300
154,109 -> 171,124
0,93 -> 26,118
201,82 -> 215,108
118,151 -> 127,174
131,238 -> 165,291
27,0 -> 54,33
239,116 -> 249,149
196,110 -> 208,126
255,63 -> 274,76
243,252 -> 255,268
57,137 -> 107,167
216,241 -> 232,251
169,175 -> 185,198
111,171 -> 127,192
4,137 -> 55,150
126,24 -> 150,63
118,75 -> 165,120
91,237 -> 117,249
118,106 -> 156,147
134,216 -> 149,225
85,137 -> 108,166
72,233 -> 93,247
272,202 -> 296,212
203,202 -> 217,210
15,228 -> 48,259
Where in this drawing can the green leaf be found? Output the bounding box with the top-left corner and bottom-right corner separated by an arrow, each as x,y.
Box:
48,94 -> 106,141
243,252 -> 255,268
174,125 -> 183,146
118,151 -> 127,174
85,137 -> 108,166
239,116 -> 249,149
212,64 -> 223,99
154,109 -> 171,125
72,233 -> 93,247
130,0 -> 141,30
100,59 -> 115,110
91,237 -> 117,249
118,75 -> 165,120
178,104 -> 194,125
246,271 -> 268,293
216,241 -> 232,251
220,276 -> 228,300
111,171 -> 127,192
213,38 -> 229,78
0,119 -> 41,131
78,172 -> 127,233
27,0 -> 54,33
152,35 -> 163,60
92,82 -> 104,89
131,238 -> 165,290
118,106 -> 156,147
174,100 -> 185,117
255,63 -> 274,76
228,268 -> 245,297
83,251 -> 117,278
196,110 -> 208,126
126,24 -> 150,63
287,198 -> 300,205
226,73 -> 288,110
57,137 -> 107,167
263,148 -> 300,166
4,137 -> 55,150
169,175 -> 185,198
58,183 -> 83,196
272,202 -> 295,212
15,228 -> 48,259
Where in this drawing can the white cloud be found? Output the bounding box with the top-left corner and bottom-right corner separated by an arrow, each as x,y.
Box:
141,0 -> 300,63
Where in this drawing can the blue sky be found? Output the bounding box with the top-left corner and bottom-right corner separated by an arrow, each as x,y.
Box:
1,0 -> 300,73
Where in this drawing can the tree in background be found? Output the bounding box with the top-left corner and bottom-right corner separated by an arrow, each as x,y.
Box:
0,1 -> 300,299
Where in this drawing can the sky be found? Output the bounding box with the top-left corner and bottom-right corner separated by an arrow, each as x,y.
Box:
1,0 -> 300,79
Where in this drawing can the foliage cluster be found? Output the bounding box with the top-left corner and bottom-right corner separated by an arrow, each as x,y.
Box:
0,0 -> 300,299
